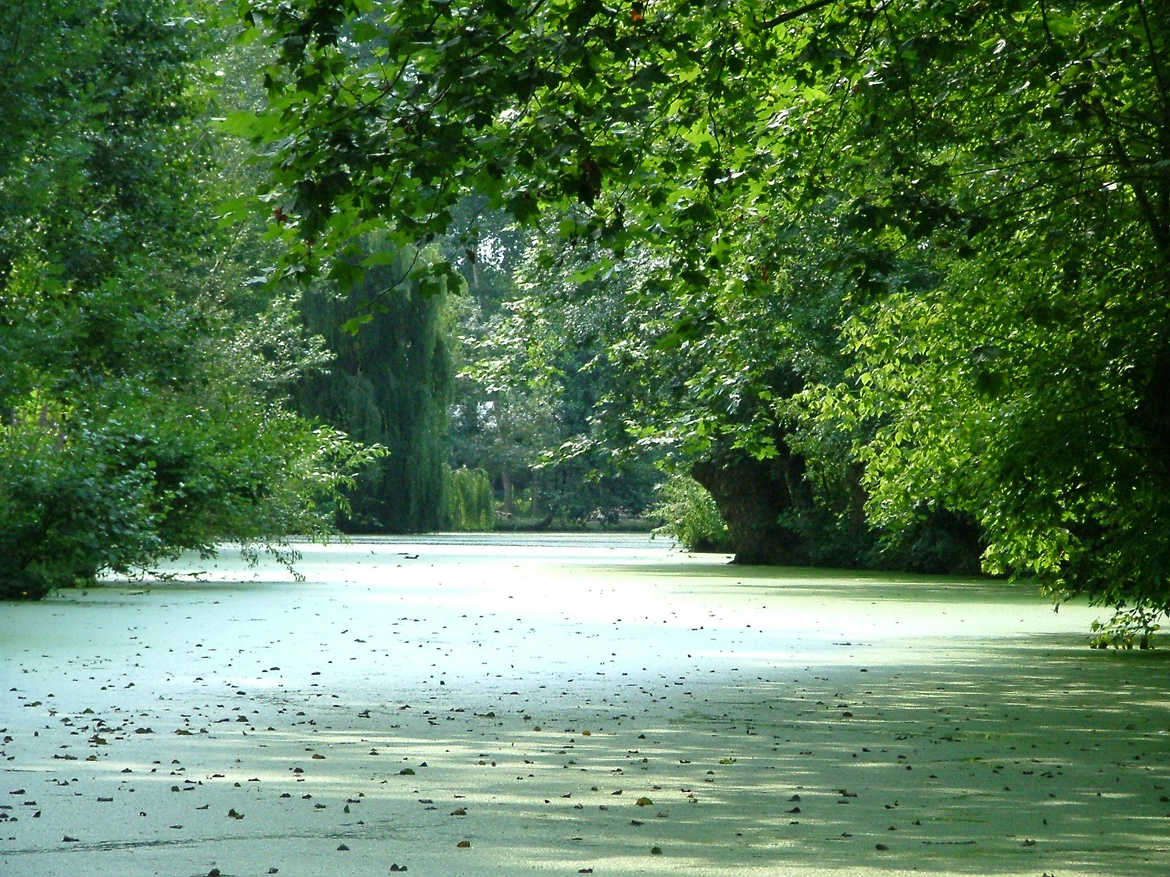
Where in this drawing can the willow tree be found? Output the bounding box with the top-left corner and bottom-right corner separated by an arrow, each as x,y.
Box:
295,244 -> 453,532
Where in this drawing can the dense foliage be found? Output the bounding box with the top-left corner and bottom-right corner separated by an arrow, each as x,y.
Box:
236,0 -> 1170,642
815,2 -> 1170,645
441,465 -> 495,531
445,201 -> 660,527
649,474 -> 734,554
0,0 -> 376,598
294,240 -> 454,531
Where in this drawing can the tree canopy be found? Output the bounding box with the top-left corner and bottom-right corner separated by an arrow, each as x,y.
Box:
234,0 -> 1170,643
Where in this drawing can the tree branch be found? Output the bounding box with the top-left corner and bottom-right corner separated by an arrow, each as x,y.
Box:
1089,98 -> 1170,258
758,0 -> 842,30
1136,0 -> 1170,115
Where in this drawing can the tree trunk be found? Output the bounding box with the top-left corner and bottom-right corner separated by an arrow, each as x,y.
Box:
500,467 -> 515,515
691,444 -> 811,565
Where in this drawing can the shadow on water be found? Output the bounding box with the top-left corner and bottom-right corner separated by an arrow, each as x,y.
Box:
8,629 -> 1166,875
603,561 -> 1046,604
4,535 -> 1168,876
491,636 -> 1170,875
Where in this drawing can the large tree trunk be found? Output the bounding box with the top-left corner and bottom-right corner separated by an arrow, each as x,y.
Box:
691,444 -> 812,565
499,466 -> 514,515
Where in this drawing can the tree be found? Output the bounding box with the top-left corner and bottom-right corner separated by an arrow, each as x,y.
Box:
440,465 -> 495,531
446,201 -> 660,527
294,240 -> 454,532
238,0 -> 1170,640
0,0 -> 377,598
809,2 -> 1170,644
442,202 -> 558,520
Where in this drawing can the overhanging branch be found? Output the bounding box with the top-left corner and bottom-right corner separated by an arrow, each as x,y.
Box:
758,0 -> 843,29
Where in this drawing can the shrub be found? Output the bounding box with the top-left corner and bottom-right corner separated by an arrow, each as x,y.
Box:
649,473 -> 733,553
0,394 -> 160,599
442,466 -> 495,531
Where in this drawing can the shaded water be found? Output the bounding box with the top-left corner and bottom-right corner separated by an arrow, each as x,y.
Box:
2,534 -> 1167,876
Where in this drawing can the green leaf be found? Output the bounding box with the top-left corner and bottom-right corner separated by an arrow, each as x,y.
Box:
361,250 -> 401,268
217,110 -> 269,139
341,313 -> 374,334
